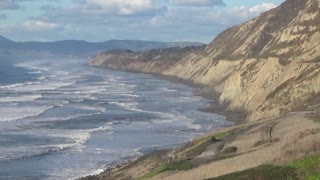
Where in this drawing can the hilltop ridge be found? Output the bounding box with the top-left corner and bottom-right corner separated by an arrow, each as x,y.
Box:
0,35 -> 203,59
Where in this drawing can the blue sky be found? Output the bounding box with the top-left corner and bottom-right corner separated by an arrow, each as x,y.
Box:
0,0 -> 285,43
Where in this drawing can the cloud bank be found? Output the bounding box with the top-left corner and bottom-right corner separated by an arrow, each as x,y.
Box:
0,0 -> 282,42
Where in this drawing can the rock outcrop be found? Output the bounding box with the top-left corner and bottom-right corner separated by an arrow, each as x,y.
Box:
90,0 -> 320,121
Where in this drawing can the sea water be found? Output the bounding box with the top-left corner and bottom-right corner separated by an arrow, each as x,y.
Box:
0,59 -> 232,180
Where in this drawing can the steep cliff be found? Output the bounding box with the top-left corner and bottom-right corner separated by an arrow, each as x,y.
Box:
90,0 -> 320,121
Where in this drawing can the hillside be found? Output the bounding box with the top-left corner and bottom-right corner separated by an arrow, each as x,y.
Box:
85,0 -> 320,179
91,0 -> 320,122
0,35 -> 203,59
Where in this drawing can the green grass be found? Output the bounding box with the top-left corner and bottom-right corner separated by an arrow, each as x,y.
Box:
193,136 -> 211,145
289,155 -> 320,179
214,131 -> 230,139
138,160 -> 193,180
207,155 -> 320,180
185,140 -> 211,157
207,165 -> 297,180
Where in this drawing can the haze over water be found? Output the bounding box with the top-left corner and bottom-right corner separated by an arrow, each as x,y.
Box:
0,59 -> 232,180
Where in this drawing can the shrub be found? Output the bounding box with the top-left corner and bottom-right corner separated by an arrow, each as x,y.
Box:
222,146 -> 238,154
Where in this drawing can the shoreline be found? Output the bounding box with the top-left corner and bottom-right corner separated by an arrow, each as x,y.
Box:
80,65 -> 247,180
89,64 -> 247,124
150,73 -> 247,124
80,150 -> 170,180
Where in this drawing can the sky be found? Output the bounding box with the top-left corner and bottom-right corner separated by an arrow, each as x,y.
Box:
0,0 -> 285,43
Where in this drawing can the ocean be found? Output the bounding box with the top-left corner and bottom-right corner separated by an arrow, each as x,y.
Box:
0,58 -> 232,180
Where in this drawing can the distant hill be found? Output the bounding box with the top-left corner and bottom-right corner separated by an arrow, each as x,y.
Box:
0,35 -> 12,43
0,35 -> 204,59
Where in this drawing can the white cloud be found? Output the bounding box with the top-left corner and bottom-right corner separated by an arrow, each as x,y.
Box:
88,0 -> 167,16
249,3 -> 277,14
38,0 -> 167,20
23,20 -> 60,30
1,0 -> 283,43
202,3 -> 278,26
171,0 -> 225,7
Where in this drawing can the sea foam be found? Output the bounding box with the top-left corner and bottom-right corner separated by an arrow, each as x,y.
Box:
0,106 -> 53,122
0,94 -> 42,103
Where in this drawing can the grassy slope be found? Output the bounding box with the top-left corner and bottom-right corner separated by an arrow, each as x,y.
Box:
208,155 -> 320,180
141,112 -> 320,180
137,130 -> 238,179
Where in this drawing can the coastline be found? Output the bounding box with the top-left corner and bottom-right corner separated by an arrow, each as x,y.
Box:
80,150 -> 170,180
89,64 -> 247,123
80,65 -> 246,180
150,73 -> 247,124
82,64 -> 320,180
82,3 -> 320,178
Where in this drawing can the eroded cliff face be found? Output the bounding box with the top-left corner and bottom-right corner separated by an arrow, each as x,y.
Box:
90,0 -> 320,121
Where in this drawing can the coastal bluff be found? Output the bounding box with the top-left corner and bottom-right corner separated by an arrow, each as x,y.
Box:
90,0 -> 320,122
86,0 -> 320,179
